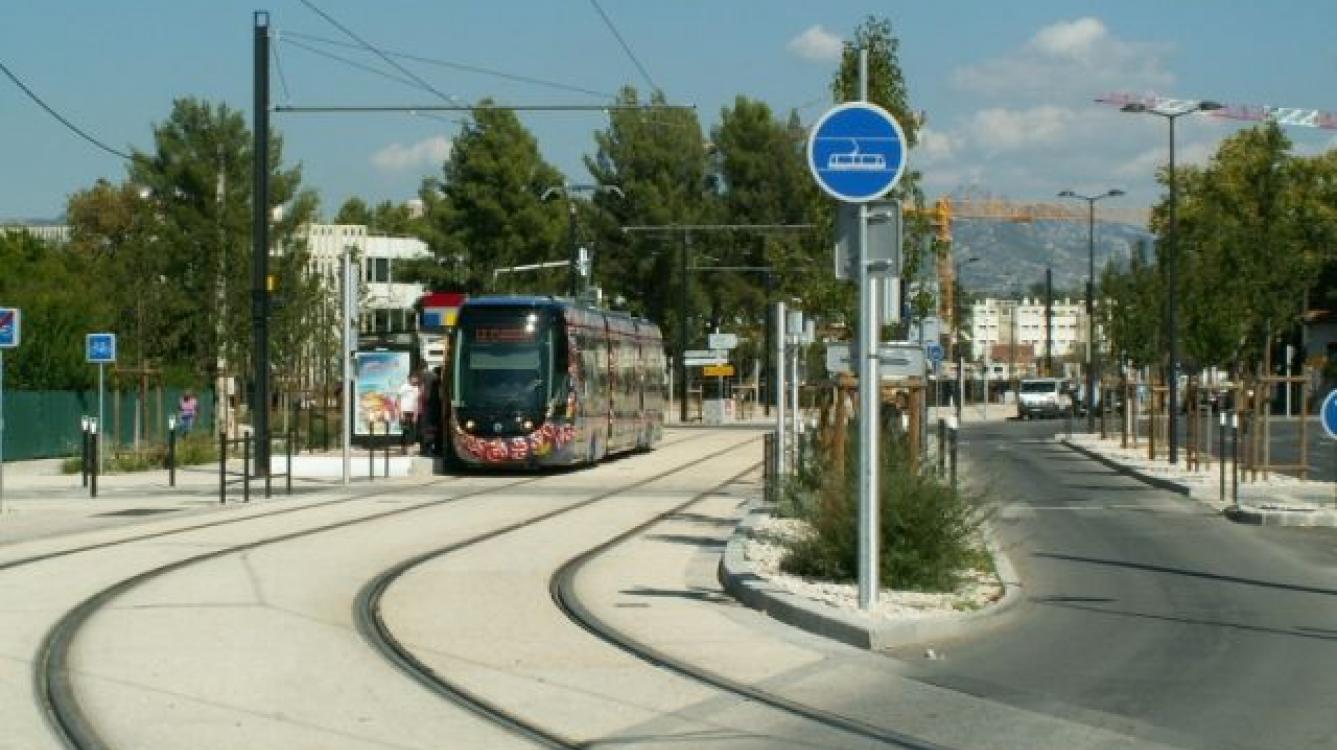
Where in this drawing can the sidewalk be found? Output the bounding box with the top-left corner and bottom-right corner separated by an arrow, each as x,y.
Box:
1060,431 -> 1337,526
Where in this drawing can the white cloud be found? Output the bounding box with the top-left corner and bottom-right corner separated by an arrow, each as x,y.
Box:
1114,140 -> 1217,179
915,126 -> 960,164
966,106 -> 1077,154
952,17 -> 1174,101
786,25 -> 843,63
371,136 -> 451,173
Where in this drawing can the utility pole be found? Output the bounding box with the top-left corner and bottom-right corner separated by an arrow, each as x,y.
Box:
541,184 -> 623,300
1045,267 -> 1054,377
252,11 -> 271,475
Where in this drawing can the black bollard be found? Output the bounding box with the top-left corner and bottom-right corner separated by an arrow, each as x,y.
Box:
81,417 -> 90,488
1218,411 -> 1226,504
286,429 -> 294,496
168,420 -> 177,488
243,433 -> 251,504
368,420 -> 375,481
90,427 -> 99,499
384,420 -> 391,478
219,432 -> 227,504
937,418 -> 946,476
949,426 -> 959,491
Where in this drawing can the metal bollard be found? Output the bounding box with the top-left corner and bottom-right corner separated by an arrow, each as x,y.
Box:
1218,410 -> 1226,504
384,420 -> 391,478
937,418 -> 946,476
167,417 -> 177,488
369,421 -> 376,481
89,422 -> 100,499
243,434 -> 251,504
1231,410 -> 1239,507
81,416 -> 90,488
264,435 -> 273,500
219,432 -> 227,504
949,424 -> 959,491
287,430 -> 294,496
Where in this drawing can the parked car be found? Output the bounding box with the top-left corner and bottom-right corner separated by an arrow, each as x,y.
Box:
1017,377 -> 1072,419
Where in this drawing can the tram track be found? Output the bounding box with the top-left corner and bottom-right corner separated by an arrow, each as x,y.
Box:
31,430 -> 715,750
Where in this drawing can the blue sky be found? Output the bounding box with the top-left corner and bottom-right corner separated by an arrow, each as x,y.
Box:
2,1 -> 1334,220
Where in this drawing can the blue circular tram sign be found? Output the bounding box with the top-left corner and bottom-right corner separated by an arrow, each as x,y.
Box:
807,101 -> 908,203
1322,388 -> 1337,440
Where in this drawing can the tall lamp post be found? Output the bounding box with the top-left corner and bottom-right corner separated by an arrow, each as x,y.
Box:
1059,188 -> 1124,432
1121,99 -> 1222,464
953,256 -> 980,420
541,184 -> 624,299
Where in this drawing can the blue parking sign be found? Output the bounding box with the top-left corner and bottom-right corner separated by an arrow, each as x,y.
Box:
0,308 -> 18,348
87,333 -> 117,364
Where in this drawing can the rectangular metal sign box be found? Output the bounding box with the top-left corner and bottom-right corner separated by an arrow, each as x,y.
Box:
707,333 -> 739,350
703,364 -> 735,378
834,201 -> 903,281
684,357 -> 727,367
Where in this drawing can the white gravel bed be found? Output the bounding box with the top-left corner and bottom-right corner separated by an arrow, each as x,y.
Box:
1064,432 -> 1332,506
743,516 -> 1003,621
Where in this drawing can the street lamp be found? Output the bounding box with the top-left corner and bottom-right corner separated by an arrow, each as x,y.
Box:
1059,188 -> 1125,432
1121,99 -> 1222,464
954,256 -> 980,420
541,184 -> 624,299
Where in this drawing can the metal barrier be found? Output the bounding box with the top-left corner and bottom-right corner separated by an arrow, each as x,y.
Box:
763,432 -> 775,504
218,432 -> 253,504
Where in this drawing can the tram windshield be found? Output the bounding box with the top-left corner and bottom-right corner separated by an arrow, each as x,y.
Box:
454,308 -> 558,413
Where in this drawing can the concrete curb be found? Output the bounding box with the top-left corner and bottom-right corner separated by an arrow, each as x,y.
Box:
1058,438 -> 1190,496
719,501 -> 1024,651
1059,438 -> 1337,528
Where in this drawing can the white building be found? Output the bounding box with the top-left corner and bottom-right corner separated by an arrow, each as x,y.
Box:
2,224 -> 70,244
968,296 -> 1093,366
300,223 -> 431,334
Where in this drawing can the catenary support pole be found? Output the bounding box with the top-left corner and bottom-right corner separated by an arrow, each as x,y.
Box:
252,11 -> 272,477
342,244 -> 354,486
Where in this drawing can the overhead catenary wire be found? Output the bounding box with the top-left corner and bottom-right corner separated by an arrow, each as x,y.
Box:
0,59 -> 131,160
281,36 -> 432,95
283,30 -> 617,101
270,38 -> 293,106
587,0 -> 660,94
296,0 -> 459,105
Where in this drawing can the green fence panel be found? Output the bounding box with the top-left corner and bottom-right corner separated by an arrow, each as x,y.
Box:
1,388 -> 215,461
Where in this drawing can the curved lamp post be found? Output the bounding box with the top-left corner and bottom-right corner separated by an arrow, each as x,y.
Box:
1059,188 -> 1125,432
1120,99 -> 1222,464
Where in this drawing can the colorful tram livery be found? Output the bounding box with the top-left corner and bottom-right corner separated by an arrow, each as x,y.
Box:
450,296 -> 667,467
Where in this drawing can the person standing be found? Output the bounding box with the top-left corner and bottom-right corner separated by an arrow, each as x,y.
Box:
178,391 -> 198,435
398,375 -> 421,451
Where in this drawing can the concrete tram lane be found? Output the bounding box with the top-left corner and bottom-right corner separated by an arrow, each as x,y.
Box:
13,428 -> 748,750
887,419 -> 1337,750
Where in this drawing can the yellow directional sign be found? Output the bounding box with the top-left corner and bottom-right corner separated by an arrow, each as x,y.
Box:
703,364 -> 734,378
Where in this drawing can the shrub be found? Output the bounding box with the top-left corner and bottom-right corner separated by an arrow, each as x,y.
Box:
780,420 -> 988,593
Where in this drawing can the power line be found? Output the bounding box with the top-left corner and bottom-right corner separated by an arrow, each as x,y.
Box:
0,59 -> 131,160
282,30 -> 616,100
276,104 -> 693,114
281,36 -> 426,93
296,0 -> 458,105
587,0 -> 660,94
270,41 -> 293,105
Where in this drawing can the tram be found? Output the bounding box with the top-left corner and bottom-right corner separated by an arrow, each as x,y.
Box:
448,296 -> 666,468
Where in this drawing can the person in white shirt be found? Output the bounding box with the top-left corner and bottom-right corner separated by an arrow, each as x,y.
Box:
398,375 -> 421,450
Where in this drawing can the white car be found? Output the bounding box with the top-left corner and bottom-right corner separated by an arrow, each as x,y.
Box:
1017,378 -> 1072,419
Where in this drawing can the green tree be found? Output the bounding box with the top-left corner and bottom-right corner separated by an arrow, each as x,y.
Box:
416,104 -> 566,294
334,196 -> 373,226
585,87 -> 713,347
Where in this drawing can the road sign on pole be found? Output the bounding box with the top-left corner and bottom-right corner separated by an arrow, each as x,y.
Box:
807,101 -> 908,204
926,342 -> 944,366
86,333 -> 117,364
808,59 -> 909,613
1321,389 -> 1337,440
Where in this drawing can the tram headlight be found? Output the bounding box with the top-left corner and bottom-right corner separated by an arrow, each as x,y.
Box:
523,420 -> 534,431
464,419 -> 476,431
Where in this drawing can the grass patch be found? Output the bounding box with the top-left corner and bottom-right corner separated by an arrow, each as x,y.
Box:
62,433 -> 220,475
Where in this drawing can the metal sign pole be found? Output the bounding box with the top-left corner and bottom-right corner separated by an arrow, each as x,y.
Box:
775,301 -> 786,481
347,243 -> 358,481
98,362 -> 106,473
0,348 -> 5,516
858,199 -> 880,610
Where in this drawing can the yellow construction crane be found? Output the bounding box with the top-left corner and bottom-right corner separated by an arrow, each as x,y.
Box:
915,197 -> 1149,326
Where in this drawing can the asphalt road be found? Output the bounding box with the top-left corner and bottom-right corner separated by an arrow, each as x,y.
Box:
889,419 -> 1337,750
